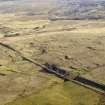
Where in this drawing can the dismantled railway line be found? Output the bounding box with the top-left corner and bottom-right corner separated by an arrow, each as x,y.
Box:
0,42 -> 105,94
43,63 -> 105,94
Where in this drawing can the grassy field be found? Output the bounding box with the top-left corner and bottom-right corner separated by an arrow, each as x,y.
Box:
0,12 -> 105,105
5,77 -> 100,105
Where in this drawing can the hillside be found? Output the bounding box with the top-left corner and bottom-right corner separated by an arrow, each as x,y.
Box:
0,0 -> 105,105
0,15 -> 105,105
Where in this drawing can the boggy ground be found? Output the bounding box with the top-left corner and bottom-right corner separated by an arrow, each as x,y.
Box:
0,14 -> 105,105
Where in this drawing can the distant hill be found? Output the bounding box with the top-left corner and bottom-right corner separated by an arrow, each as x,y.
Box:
49,0 -> 105,20
0,0 -> 105,19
